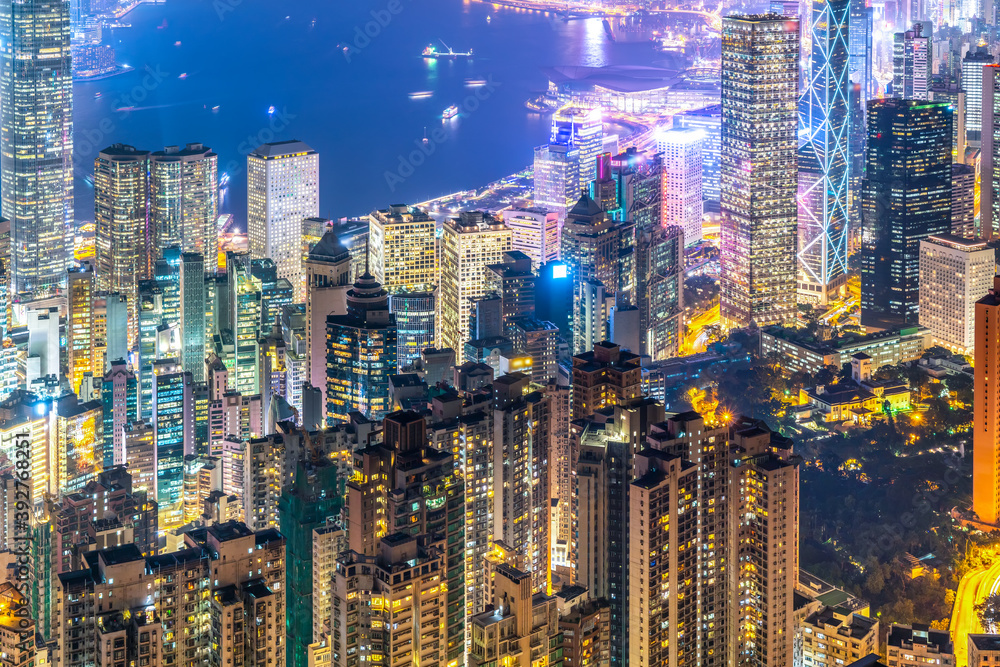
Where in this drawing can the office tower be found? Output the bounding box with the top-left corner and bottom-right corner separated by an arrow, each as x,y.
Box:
388,291 -> 435,372
893,24 -> 930,99
26,307 -> 59,386
125,422 -> 156,496
105,293 -> 129,365
277,455 -> 341,667
247,140 -> 319,300
929,80 -> 967,161
552,104 -> 603,191
180,252 -> 207,381
673,105 -> 721,204
849,1 -> 874,100
638,223 -> 684,360
561,194 -> 621,293
68,265 -> 96,395
571,342 -> 642,419
720,15 -> 800,328
227,252 -> 262,395
861,99 -> 952,328
251,256 -> 294,329
504,206 -> 560,267
974,275 -> 1000,524
367,203 -> 436,293
485,251 -> 535,325
594,152 -> 618,213
920,235 -> 994,354
57,522 -> 285,667
573,279 -> 614,355
149,143 -> 219,260
55,396 -> 105,492
657,127 -> 703,247
534,142 -> 580,220
983,65 -> 1000,238
101,360 -> 137,469
0,0 -> 72,297
886,625 -> 954,667
798,0 -> 850,306
305,230 -> 351,415
94,144 -> 151,342
439,211 -> 512,362
468,564 -> 563,667
153,363 -> 194,529
963,46 -> 993,147
952,163 -> 977,237
800,607 -> 878,667
325,271 -> 397,424
344,411 -> 465,666
848,83 -> 866,240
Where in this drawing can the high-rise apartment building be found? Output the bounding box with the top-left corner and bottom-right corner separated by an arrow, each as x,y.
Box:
439,211 -> 512,362
534,142 -> 580,221
918,235 -> 995,354
861,99 -> 952,329
101,360 -> 138,469
504,206 -> 560,268
343,411 -> 465,666
963,46 -> 993,147
571,342 -> 642,420
800,606 -> 879,667
886,624 -> 954,667
247,141 -> 319,300
798,0 -> 850,306
0,0 -> 73,296
57,522 -> 285,667
892,24 -> 930,99
551,104 -> 603,191
973,275 -> 1000,525
150,143 -> 219,260
94,144 -> 151,343
368,204 -> 436,293
657,127 -> 703,247
561,194 -> 622,295
720,15 -> 800,328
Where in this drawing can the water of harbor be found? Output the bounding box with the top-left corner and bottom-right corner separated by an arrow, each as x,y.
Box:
72,0 -> 665,225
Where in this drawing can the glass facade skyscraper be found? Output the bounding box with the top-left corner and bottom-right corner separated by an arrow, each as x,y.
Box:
861,99 -> 953,328
150,143 -> 219,262
720,15 -> 800,328
798,0 -> 850,305
0,0 -> 73,297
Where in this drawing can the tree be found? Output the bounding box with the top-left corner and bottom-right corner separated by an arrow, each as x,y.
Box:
976,593 -> 1000,631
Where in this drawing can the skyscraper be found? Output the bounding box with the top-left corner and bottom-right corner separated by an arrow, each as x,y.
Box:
0,0 -> 73,297
798,0 -> 850,306
657,127 -> 703,247
439,211 -> 512,362
982,65 -> 1000,239
94,144 -> 151,345
247,141 -> 319,300
892,23 -> 930,100
848,0 -> 873,100
673,105 -> 722,205
861,99 -> 952,328
551,104 -> 603,192
919,234 -> 995,354
149,143 -> 219,261
67,264 -> 96,394
325,271 -> 397,424
180,252 -> 207,381
720,15 -> 800,328
152,362 -> 194,529
963,46 -> 993,147
974,276 -> 1000,525
533,142 -> 580,221
504,206 -> 560,268
388,291 -> 435,372
367,203 -> 437,293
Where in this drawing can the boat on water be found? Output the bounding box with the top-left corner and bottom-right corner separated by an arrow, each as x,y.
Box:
94,92 -> 102,99
442,105 -> 459,120
212,105 -> 221,113
465,78 -> 487,87
423,40 -> 472,59
174,40 -> 181,46
408,91 -> 433,99
178,72 -> 188,79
